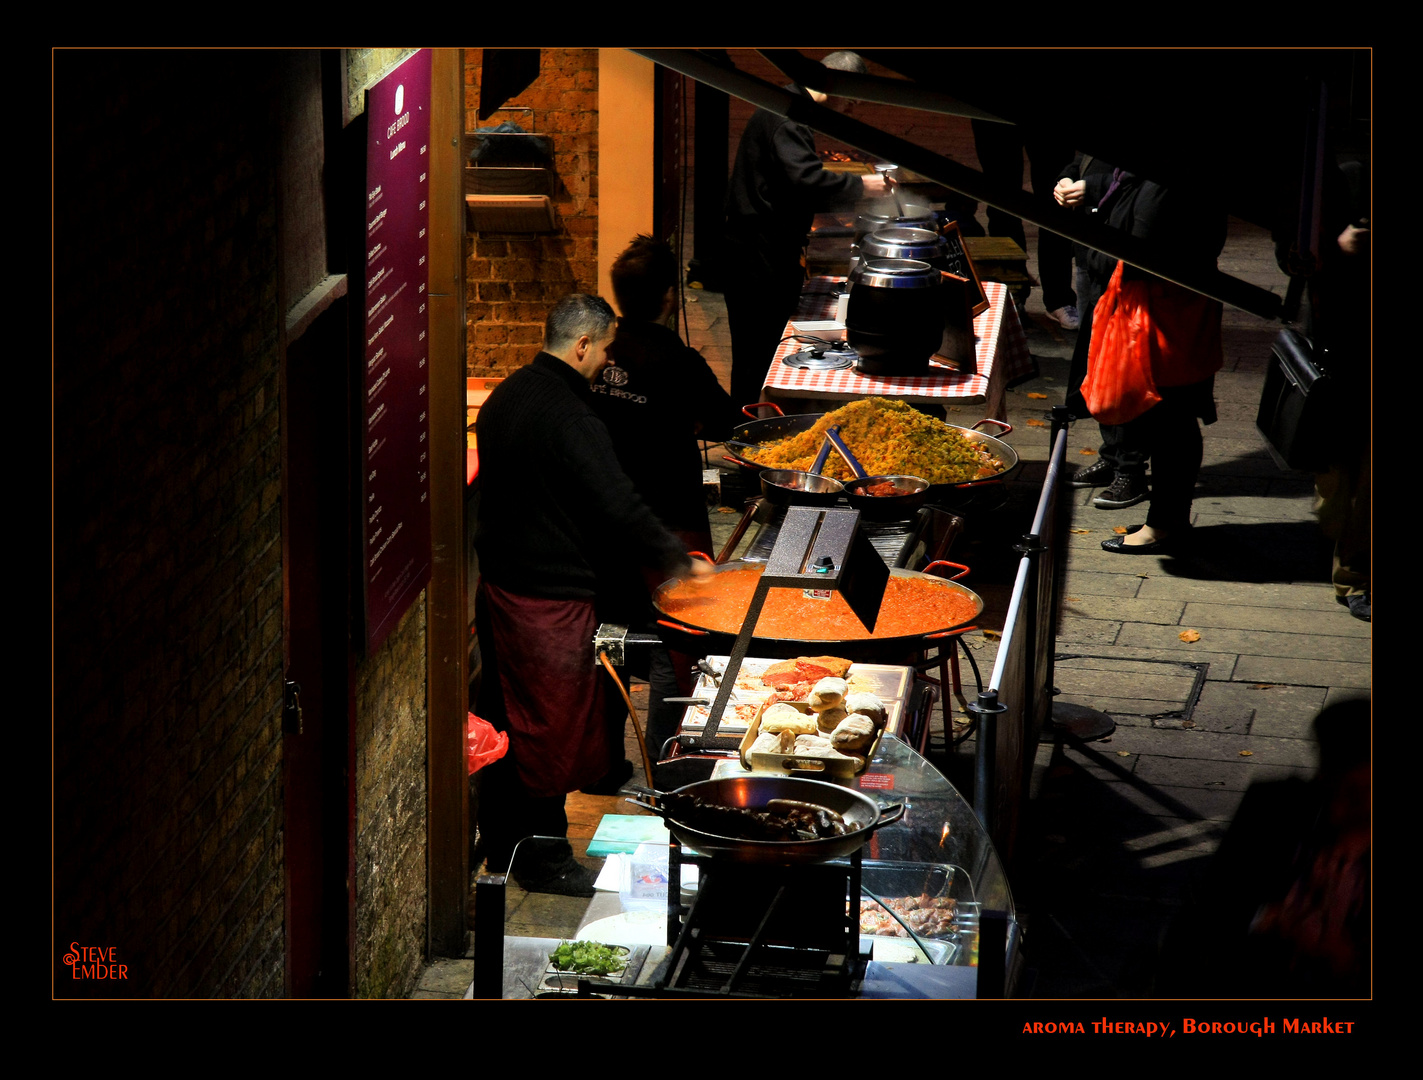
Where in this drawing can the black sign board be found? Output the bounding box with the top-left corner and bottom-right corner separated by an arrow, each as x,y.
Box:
939,222 -> 989,317
360,49 -> 433,655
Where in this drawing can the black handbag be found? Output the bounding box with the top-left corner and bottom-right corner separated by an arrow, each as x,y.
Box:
1255,327 -> 1334,472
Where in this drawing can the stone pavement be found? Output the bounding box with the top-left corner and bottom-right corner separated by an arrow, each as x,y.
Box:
414,186 -> 1370,1005
685,213 -> 1368,998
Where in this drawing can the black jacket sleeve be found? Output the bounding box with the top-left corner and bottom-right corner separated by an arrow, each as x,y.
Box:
557,413 -> 691,580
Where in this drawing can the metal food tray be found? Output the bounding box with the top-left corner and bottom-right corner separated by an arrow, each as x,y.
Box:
681,657 -> 910,735
536,944 -> 648,997
739,700 -> 882,779
858,859 -> 979,965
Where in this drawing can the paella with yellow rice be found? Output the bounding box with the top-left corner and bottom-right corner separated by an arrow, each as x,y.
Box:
743,398 -> 1006,486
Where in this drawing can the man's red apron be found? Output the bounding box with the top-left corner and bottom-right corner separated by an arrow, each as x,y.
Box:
481,582 -> 613,798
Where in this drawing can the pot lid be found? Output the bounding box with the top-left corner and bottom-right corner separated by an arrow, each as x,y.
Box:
849,257 -> 941,289
781,344 -> 859,370
861,227 -> 947,261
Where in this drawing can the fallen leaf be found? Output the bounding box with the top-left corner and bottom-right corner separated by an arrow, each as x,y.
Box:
1137,574 -> 1149,579
1025,419 -> 1047,427
1113,525 -> 1129,535
1116,750 -> 1132,757
1064,597 -> 1081,602
948,406 -> 963,412
1027,392 -> 1048,400
717,507 -> 739,514
982,629 -> 1001,640
1249,683 -> 1276,690
1070,528 -> 1091,535
1239,750 -> 1254,757
1079,448 -> 1098,456
1179,629 -> 1201,643
1182,720 -> 1196,728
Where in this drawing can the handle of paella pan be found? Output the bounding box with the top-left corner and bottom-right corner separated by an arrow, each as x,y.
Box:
924,559 -> 970,581
871,803 -> 907,829
824,426 -> 868,479
742,401 -> 784,419
656,618 -> 709,636
972,418 -> 1012,436
810,427 -> 838,476
624,794 -> 667,816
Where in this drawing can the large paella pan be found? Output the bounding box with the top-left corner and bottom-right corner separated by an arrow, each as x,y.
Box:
725,398 -> 1018,493
652,559 -> 983,662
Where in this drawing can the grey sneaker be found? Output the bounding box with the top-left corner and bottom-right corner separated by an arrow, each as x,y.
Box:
1340,593 -> 1371,622
1069,458 -> 1113,488
1093,473 -> 1149,509
1049,305 -> 1081,330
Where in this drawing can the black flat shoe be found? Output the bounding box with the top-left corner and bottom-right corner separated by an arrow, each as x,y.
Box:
1101,524 -> 1179,555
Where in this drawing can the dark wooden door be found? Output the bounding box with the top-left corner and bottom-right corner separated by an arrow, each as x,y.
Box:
282,297 -> 355,996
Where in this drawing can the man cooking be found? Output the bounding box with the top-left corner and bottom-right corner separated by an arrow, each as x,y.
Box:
723,50 -> 888,408
474,293 -> 712,895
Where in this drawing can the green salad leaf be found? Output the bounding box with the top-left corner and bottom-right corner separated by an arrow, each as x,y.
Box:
549,940 -> 628,977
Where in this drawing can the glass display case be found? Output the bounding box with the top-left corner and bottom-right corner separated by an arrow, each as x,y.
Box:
471,728 -> 1017,999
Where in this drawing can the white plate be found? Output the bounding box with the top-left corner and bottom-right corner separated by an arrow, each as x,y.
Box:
577,910 -> 668,947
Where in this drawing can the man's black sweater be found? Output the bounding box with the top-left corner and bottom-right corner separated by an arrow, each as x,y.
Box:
592,320 -> 740,536
474,352 -> 689,599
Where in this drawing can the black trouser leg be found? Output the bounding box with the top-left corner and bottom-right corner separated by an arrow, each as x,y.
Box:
1127,397 -> 1202,533
1025,139 -> 1078,312
1099,422 -> 1148,479
725,260 -> 803,409
971,119 -> 1027,251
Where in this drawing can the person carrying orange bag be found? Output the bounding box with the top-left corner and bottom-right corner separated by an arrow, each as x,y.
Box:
1077,179 -> 1226,555
1083,262 -> 1224,427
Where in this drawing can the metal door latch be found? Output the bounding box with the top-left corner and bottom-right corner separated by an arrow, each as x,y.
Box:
283,680 -> 304,735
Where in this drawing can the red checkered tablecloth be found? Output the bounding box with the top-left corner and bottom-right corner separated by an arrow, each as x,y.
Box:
761,279 -> 1034,422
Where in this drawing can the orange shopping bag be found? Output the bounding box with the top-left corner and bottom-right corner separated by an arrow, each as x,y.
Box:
1081,262 -> 1161,425
466,713 -> 508,776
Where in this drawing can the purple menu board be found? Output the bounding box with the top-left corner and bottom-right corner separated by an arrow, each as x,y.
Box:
361,49 -> 433,655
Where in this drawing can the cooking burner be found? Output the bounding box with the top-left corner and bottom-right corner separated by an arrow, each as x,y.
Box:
618,844 -> 870,998
782,344 -> 859,371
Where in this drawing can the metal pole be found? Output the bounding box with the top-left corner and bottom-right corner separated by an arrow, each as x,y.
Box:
969,689 -> 1005,834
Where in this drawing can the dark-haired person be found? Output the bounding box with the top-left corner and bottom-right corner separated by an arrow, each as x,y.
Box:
592,235 -> 743,753
723,50 -> 886,407
474,293 -> 710,894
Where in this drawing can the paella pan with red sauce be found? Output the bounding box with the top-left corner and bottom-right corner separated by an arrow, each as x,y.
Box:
656,564 -> 980,641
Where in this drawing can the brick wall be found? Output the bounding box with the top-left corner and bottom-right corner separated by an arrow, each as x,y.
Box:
347,47 -> 432,1001
54,51 -> 287,997
54,47 -> 438,1000
464,49 -> 600,376
353,599 -> 428,998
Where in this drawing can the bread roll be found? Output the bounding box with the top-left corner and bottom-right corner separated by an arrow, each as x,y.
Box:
808,677 -> 848,712
831,714 -> 876,752
814,705 -> 848,734
751,731 -> 789,755
844,692 -> 887,730
760,703 -> 816,735
793,734 -> 835,755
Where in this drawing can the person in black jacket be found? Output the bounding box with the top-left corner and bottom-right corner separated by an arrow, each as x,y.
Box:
1055,161 -> 1226,553
1056,156 -> 1227,528
723,51 -> 886,408
473,293 -> 710,893
594,235 -> 742,551
593,235 -> 744,752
